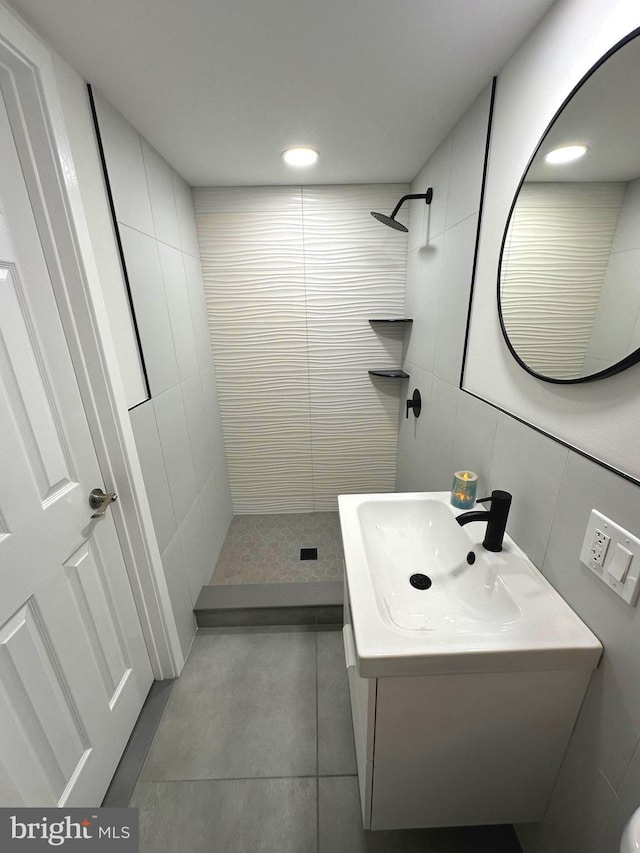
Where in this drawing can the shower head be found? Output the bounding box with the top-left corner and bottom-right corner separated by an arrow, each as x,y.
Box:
371,211 -> 408,232
371,188 -> 433,232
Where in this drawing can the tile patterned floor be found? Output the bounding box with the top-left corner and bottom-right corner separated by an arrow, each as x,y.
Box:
210,512 -> 344,584
131,628 -> 523,853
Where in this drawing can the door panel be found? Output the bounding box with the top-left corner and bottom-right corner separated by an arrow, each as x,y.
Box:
0,263 -> 75,504
0,82 -> 153,806
0,599 -> 91,806
63,542 -> 131,706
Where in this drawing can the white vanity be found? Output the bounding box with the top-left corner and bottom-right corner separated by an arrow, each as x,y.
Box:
339,492 -> 602,830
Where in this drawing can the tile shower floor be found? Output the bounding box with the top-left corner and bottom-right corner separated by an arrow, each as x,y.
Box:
131,627 -> 522,853
209,512 -> 344,585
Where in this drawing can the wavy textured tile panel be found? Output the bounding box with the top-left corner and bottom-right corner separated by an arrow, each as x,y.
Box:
511,182 -> 625,209
309,368 -> 400,510
197,186 -> 406,512
501,182 -> 623,379
305,270 -> 405,312
198,214 -> 304,275
209,330 -> 309,368
233,496 -> 315,513
303,214 -> 409,269
302,184 -> 410,213
194,186 -> 302,214
307,321 -> 405,370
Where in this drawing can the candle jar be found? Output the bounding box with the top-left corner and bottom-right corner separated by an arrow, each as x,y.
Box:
450,471 -> 478,509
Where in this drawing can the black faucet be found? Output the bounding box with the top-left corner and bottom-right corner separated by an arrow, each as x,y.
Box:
456,490 -> 512,552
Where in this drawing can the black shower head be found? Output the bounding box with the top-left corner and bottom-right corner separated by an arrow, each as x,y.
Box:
370,188 -> 433,232
370,211 -> 409,232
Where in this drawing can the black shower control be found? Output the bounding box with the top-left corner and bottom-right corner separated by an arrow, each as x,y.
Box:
406,389 -> 422,419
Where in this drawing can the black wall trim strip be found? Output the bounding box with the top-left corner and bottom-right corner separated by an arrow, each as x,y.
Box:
87,83 -> 152,404
459,76 -> 497,390
462,388 -> 640,489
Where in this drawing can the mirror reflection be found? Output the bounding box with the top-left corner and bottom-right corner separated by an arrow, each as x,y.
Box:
499,32 -> 640,382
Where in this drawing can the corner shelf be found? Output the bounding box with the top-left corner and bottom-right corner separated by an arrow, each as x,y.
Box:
368,318 -> 413,325
368,320 -> 412,380
368,369 -> 410,379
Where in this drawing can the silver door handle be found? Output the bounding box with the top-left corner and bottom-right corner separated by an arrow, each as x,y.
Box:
89,488 -> 118,519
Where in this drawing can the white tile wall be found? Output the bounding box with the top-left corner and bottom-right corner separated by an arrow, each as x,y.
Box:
446,90 -> 492,230
181,373 -> 213,493
172,172 -> 201,258
396,79 -> 640,853
160,534 -> 196,658
141,139 -> 181,248
183,253 -> 214,371
119,225 -> 179,396
128,401 -> 177,553
517,726 -> 616,853
407,164 -> 429,254
488,414 -> 568,569
402,235 -> 443,375
396,364 -> 433,492
179,499 -> 209,605
421,376 -> 459,490
94,96 -> 154,235
153,385 -> 198,526
449,392 -> 498,498
433,214 -> 478,386
93,91 -> 232,652
423,137 -> 452,243
157,243 -> 199,381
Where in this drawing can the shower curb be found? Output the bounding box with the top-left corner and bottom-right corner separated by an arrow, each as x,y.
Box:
193,581 -> 343,628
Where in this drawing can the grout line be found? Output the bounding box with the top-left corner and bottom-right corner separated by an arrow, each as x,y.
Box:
299,187 -> 317,513
539,448 -> 572,574
140,773 -> 343,784
315,628 -> 320,853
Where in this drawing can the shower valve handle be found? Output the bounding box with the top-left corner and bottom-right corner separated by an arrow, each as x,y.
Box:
406,389 -> 422,419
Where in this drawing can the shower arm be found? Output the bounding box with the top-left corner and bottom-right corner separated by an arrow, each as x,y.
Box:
389,189 -> 433,219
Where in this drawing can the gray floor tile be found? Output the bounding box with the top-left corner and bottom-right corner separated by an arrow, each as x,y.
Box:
141,632 -> 317,780
132,778 -> 316,853
317,631 -> 357,776
318,776 -> 522,853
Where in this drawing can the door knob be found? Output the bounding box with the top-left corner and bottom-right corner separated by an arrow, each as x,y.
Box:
89,487 -> 118,519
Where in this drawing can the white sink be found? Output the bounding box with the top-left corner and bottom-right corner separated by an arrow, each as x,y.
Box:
338,491 -> 602,677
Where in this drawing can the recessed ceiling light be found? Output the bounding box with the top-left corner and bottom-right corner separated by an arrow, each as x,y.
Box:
544,144 -> 588,165
282,147 -> 319,167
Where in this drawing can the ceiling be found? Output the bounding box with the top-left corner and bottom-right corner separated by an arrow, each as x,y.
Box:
9,0 -> 557,187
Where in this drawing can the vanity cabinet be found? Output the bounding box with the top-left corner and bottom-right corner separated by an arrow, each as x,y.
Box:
343,577 -> 593,831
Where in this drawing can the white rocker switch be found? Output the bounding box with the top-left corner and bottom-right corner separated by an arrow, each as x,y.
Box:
608,544 -> 633,583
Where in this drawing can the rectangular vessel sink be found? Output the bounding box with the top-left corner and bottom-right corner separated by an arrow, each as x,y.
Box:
339,491 -> 602,677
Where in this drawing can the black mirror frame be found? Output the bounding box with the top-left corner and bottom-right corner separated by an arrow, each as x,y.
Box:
497,25 -> 640,385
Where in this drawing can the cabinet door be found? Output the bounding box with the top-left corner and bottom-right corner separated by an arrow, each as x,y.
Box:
371,670 -> 590,829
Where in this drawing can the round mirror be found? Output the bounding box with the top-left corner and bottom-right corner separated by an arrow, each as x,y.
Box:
498,29 -> 640,383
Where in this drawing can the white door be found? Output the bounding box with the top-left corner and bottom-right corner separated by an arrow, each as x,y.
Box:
0,86 -> 153,807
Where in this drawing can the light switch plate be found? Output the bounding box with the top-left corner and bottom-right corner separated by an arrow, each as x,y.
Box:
580,510 -> 640,605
